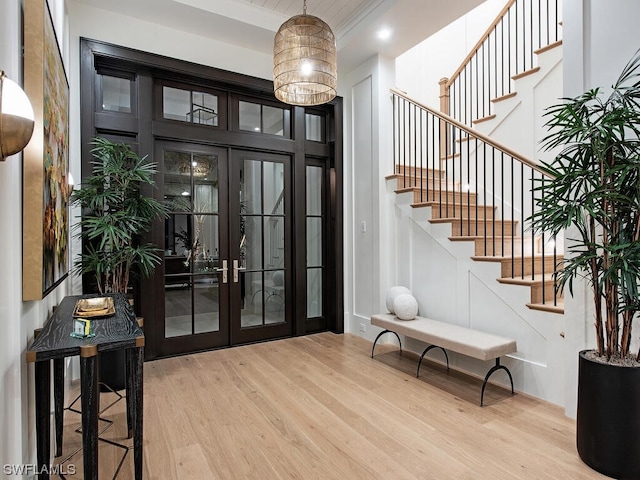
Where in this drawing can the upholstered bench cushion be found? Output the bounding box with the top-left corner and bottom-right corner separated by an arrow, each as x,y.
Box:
371,313 -> 516,361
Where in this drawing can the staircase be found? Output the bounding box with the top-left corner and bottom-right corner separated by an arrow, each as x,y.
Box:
390,0 -> 564,315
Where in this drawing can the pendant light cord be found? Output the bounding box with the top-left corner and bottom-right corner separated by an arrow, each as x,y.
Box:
303,0 -> 307,15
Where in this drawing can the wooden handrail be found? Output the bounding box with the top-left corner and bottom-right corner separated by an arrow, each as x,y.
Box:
445,0 -> 516,89
391,87 -> 552,177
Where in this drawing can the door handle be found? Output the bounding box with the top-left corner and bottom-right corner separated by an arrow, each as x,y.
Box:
216,260 -> 228,284
233,259 -> 246,283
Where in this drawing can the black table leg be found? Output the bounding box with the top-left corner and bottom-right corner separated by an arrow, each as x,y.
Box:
35,360 -> 51,480
133,344 -> 144,480
53,358 -> 64,457
80,345 -> 99,480
125,348 -> 134,439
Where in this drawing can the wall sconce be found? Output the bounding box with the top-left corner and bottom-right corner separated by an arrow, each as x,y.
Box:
0,70 -> 35,161
68,172 -> 75,197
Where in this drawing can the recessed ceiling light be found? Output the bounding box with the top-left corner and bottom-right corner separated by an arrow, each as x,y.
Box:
181,190 -> 190,196
377,27 -> 392,41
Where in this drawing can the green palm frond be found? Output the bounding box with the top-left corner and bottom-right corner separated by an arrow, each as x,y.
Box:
71,138 -> 168,294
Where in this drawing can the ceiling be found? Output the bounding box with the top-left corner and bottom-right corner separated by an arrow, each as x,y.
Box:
71,0 -> 486,73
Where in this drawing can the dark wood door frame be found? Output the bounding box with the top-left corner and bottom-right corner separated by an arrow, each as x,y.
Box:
79,38 -> 343,360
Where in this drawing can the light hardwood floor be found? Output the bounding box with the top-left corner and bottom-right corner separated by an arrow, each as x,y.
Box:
55,333 -> 606,479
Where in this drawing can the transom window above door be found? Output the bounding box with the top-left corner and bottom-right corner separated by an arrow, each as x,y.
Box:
161,84 -> 227,127
233,95 -> 291,138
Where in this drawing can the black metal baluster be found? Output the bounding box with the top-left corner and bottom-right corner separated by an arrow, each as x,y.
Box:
482,138 -> 487,255
538,0 -> 542,49
475,52 -> 479,123
554,0 -> 558,43
501,151 -> 504,259
431,110 -> 436,207
531,171 -> 536,280
511,155 -> 515,278
393,95 -> 397,175
494,25 -> 498,102
540,176 -> 546,303
411,103 -> 415,189
475,136 -> 478,240
420,107 -> 423,197
482,42 -> 486,119
521,164 -> 525,278
445,114 -> 449,218
530,0 -> 534,70
508,7 -> 512,90
515,0 -> 519,74
492,145 -> 495,254
553,234 -> 558,306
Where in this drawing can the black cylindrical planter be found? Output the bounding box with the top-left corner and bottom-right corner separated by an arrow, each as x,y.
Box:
576,350 -> 640,479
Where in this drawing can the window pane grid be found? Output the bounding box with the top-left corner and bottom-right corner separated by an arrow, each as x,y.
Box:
163,86 -> 218,126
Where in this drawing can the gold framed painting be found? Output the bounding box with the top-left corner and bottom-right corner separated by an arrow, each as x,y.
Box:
23,0 -> 70,300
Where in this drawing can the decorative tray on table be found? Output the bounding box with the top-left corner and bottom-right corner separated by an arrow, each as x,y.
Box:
72,297 -> 115,318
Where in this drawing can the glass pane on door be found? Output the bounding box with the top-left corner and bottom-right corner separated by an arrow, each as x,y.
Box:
194,274 -> 219,333
165,279 -> 192,338
238,158 -> 287,329
306,165 -> 324,320
163,148 -> 221,339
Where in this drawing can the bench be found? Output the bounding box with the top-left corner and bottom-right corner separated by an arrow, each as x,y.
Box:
370,313 -> 517,406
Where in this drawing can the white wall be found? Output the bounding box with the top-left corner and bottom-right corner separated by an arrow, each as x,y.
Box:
0,0 -> 72,475
342,54 -> 395,338
67,0 -> 273,81
395,0 -> 506,109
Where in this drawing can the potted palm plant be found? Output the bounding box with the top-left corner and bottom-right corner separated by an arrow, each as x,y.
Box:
529,50 -> 640,479
72,137 -> 167,389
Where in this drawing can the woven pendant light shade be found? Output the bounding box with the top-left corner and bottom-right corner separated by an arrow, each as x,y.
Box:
273,3 -> 337,106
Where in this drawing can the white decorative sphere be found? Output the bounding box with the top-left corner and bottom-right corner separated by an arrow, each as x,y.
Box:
393,293 -> 418,320
385,286 -> 411,314
272,271 -> 284,286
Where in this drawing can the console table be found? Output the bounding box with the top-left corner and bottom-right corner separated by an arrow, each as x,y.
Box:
26,294 -> 144,480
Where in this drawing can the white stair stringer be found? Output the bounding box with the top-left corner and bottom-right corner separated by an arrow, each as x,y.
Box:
388,176 -> 567,405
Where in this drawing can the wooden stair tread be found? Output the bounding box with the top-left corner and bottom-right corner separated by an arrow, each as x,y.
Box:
448,235 -> 484,242
512,66 -> 541,80
471,254 -> 564,262
491,91 -> 517,103
473,114 -> 496,124
394,167 -> 445,175
472,255 -> 524,262
432,218 -> 517,225
411,195 -> 483,205
527,301 -> 564,314
534,39 -> 562,55
429,212 -> 496,220
497,274 -> 558,286
388,173 -> 445,179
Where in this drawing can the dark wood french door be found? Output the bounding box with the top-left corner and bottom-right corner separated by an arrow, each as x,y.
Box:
156,141 -> 292,356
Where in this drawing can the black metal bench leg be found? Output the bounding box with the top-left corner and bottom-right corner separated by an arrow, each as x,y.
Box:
480,358 -> 515,406
371,330 -> 402,358
416,345 -> 449,377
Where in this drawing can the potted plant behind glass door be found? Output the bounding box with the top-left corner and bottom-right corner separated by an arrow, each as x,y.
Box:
72,137 -> 167,390
529,49 -> 640,479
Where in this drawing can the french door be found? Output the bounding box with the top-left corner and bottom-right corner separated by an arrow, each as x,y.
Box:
157,141 -> 292,356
